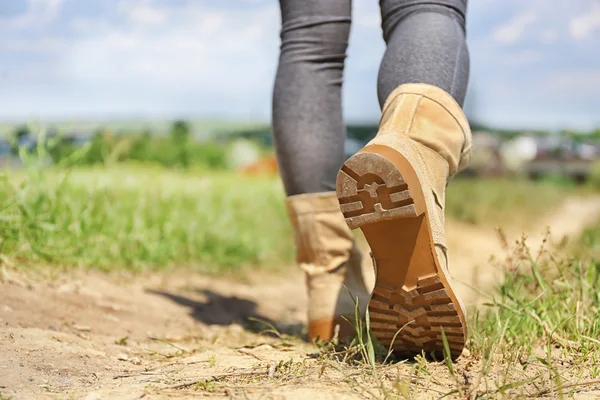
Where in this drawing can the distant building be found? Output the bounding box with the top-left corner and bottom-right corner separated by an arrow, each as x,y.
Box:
517,135 -> 598,182
461,131 -> 504,177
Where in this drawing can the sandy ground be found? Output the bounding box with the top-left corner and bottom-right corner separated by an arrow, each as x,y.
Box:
449,196 -> 600,306
1,196 -> 600,399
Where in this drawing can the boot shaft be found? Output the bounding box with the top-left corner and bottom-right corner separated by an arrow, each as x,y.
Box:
365,84 -> 473,269
286,192 -> 355,273
286,191 -> 370,340
378,83 -> 472,177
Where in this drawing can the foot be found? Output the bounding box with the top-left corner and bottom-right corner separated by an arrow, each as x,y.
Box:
285,192 -> 371,343
336,139 -> 466,360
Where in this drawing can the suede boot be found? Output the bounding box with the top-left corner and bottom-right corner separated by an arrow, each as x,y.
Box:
336,84 -> 472,359
286,192 -> 370,342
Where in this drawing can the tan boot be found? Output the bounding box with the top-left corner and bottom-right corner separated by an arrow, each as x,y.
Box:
336,84 -> 472,359
286,192 -> 371,342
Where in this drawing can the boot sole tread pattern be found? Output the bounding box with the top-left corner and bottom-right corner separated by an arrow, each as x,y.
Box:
336,149 -> 465,360
338,161 -> 416,230
368,277 -> 464,358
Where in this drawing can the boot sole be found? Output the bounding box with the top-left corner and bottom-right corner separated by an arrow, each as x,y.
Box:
336,144 -> 466,360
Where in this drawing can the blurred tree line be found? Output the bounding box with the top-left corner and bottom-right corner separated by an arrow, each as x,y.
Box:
7,120 -> 600,170
9,120 -> 230,169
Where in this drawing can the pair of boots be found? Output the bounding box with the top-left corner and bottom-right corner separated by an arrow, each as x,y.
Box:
286,84 -> 472,359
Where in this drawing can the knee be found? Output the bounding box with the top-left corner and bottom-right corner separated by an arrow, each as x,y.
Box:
279,15 -> 351,64
380,0 -> 467,42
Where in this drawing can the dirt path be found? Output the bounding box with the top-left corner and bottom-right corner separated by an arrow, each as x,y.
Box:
447,196 -> 600,306
1,196 -> 599,399
0,269 -> 315,399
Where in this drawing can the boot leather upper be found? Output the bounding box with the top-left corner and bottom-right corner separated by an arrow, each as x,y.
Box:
369,83 -> 472,273
286,191 -> 370,340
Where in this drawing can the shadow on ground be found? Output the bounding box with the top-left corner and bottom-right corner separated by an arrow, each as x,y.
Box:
147,288 -> 304,337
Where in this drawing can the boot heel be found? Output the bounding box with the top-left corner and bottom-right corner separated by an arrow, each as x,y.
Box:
336,149 -> 419,230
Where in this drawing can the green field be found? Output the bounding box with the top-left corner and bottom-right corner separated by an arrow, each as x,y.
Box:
446,178 -> 569,226
0,162 -> 579,273
0,165 -> 291,273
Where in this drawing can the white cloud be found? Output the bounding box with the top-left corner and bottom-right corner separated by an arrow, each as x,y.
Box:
4,2 -> 277,119
126,4 -> 166,26
4,0 -> 65,29
69,17 -> 98,32
0,0 -> 69,53
546,69 -> 600,92
569,4 -> 600,39
66,4 -> 278,85
3,36 -> 66,53
492,11 -> 537,44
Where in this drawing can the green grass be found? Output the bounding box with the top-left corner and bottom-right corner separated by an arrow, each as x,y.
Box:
446,177 -> 570,226
466,237 -> 600,396
0,164 -> 292,273
310,235 -> 600,398
0,162 -> 576,273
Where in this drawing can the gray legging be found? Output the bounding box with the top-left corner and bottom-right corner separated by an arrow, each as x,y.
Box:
272,0 -> 469,196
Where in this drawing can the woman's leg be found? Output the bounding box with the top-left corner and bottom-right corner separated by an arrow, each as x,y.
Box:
378,0 -> 469,107
272,0 -> 351,196
274,1 -> 370,342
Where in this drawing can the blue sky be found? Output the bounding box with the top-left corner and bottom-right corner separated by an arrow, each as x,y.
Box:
0,0 -> 599,129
